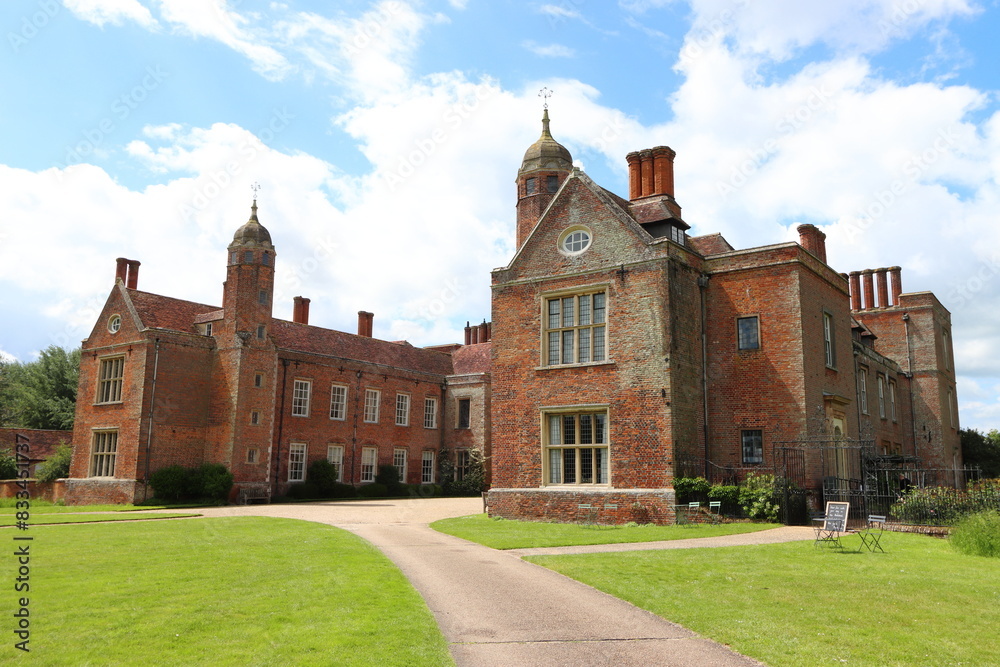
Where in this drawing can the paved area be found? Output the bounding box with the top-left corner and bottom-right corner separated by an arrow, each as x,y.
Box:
191,499 -> 808,666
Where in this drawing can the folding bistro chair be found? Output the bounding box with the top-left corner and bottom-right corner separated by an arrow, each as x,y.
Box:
708,501 -> 722,523
857,515 -> 886,553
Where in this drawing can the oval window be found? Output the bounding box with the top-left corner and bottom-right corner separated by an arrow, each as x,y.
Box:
561,229 -> 591,254
108,315 -> 122,334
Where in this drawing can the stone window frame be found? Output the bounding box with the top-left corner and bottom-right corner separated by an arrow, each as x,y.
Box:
741,429 -> 764,465
823,311 -> 836,369
254,372 -> 263,388
457,398 -> 471,429
557,226 -> 593,256
246,448 -> 258,464
395,393 -> 411,427
877,374 -> 886,420
888,379 -> 897,422
96,355 -> 125,404
364,388 -> 381,423
393,448 -> 408,480
423,397 -> 438,429
291,379 -> 311,417
360,446 -> 378,483
541,284 -> 609,368
421,450 -> 435,484
736,315 -> 760,351
288,442 -> 307,482
108,314 -> 122,334
454,449 -> 472,481
858,366 -> 869,415
327,445 -> 344,482
542,405 -> 610,487
329,384 -> 348,421
250,410 -> 260,425
89,429 -> 118,477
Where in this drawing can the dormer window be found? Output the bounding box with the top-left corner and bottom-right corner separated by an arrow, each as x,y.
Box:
669,224 -> 685,245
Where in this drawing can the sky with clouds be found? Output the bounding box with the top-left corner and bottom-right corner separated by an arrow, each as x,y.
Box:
1,0 -> 999,431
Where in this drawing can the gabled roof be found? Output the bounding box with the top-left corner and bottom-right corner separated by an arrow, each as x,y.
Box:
270,319 -> 455,377
127,289 -> 221,334
451,342 -> 491,375
688,233 -> 735,256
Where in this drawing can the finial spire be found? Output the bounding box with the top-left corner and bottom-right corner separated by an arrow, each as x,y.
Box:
250,182 -> 260,221
538,86 -> 552,109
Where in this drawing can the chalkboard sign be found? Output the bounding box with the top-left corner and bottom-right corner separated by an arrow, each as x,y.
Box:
823,501 -> 850,532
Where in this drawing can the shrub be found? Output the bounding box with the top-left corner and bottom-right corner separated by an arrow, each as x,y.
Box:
36,444 -> 73,482
198,463 -> 234,501
0,450 -> 17,480
149,465 -> 190,501
287,483 -> 320,500
307,459 -> 339,497
739,472 -> 780,522
674,477 -> 711,504
708,484 -> 740,514
375,464 -> 404,496
951,510 -> 1000,558
329,482 -> 357,499
358,483 -> 388,498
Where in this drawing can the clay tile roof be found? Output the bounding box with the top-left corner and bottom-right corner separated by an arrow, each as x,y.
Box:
270,320 -> 454,377
128,290 -> 221,334
451,342 -> 492,375
688,233 -> 735,256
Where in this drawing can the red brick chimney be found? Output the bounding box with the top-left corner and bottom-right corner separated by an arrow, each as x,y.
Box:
292,296 -> 310,325
862,269 -> 875,310
464,322 -> 472,346
478,320 -> 489,343
797,224 -> 827,264
357,311 -> 373,337
889,266 -> 902,306
849,272 -> 862,311
122,259 -> 140,289
875,268 -> 889,308
115,258 -> 128,284
626,146 -> 676,200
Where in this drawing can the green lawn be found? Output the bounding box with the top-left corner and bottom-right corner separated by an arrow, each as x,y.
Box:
431,513 -> 780,549
528,532 -> 1000,666
0,512 -> 199,526
3,517 -> 453,666
0,501 -> 173,513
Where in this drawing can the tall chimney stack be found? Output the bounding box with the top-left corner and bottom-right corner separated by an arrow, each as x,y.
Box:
875,268 -> 889,309
293,296 -> 311,325
115,258 -> 128,284
797,224 -> 827,264
849,272 -> 862,311
862,269 -> 875,310
125,260 -> 140,289
626,146 -> 677,200
357,311 -> 374,338
889,266 -> 902,306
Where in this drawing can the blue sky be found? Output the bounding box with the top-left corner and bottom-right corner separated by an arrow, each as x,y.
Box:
1,0 -> 1000,431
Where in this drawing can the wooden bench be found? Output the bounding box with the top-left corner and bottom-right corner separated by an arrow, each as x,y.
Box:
238,486 -> 271,505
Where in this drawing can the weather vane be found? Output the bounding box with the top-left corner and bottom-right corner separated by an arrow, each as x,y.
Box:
251,182 -> 260,201
539,87 -> 552,109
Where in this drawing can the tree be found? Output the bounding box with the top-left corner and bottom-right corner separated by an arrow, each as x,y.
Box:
0,346 -> 80,430
961,428 -> 1000,478
36,443 -> 73,482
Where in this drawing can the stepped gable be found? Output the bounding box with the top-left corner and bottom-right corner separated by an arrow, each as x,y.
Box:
269,319 -> 454,377
127,290 -> 221,334
452,342 -> 491,375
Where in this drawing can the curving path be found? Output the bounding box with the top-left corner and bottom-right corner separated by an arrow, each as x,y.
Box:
193,499 -> 812,666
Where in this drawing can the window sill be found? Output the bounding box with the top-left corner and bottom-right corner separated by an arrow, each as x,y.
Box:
93,401 -> 124,406
535,360 -> 615,371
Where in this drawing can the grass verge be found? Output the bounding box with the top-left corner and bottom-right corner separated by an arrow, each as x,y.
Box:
528,532 -> 1000,666
0,501 -> 173,513
431,513 -> 779,549
0,512 -> 198,526
3,517 -> 453,666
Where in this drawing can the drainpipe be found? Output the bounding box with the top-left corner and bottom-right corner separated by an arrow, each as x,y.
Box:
351,370 -> 363,486
273,359 -> 289,496
698,274 -> 710,479
142,337 -> 161,501
439,383 -> 447,483
903,313 -> 917,460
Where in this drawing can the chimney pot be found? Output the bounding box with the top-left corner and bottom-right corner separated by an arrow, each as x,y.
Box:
861,269 -> 875,310
849,271 -> 862,311
875,268 -> 889,308
115,258 -> 128,284
464,322 -> 472,346
889,266 -> 902,306
357,311 -> 374,337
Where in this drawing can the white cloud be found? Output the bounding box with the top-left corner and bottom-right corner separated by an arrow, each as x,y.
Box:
539,4 -> 583,20
523,41 -> 576,58
63,0 -> 159,28
0,348 -> 16,364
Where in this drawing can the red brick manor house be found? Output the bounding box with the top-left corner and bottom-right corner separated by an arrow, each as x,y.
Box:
66,111 -> 959,516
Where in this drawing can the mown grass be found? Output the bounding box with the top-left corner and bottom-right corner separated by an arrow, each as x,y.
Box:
0,512 -> 198,526
0,500 -> 173,512
528,532 -> 1000,666
3,517 -> 453,666
431,513 -> 779,549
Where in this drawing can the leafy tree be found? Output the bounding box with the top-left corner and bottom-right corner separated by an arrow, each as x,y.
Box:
36,443 -> 73,482
0,346 -> 80,430
961,428 -> 1000,478
0,450 -> 17,480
